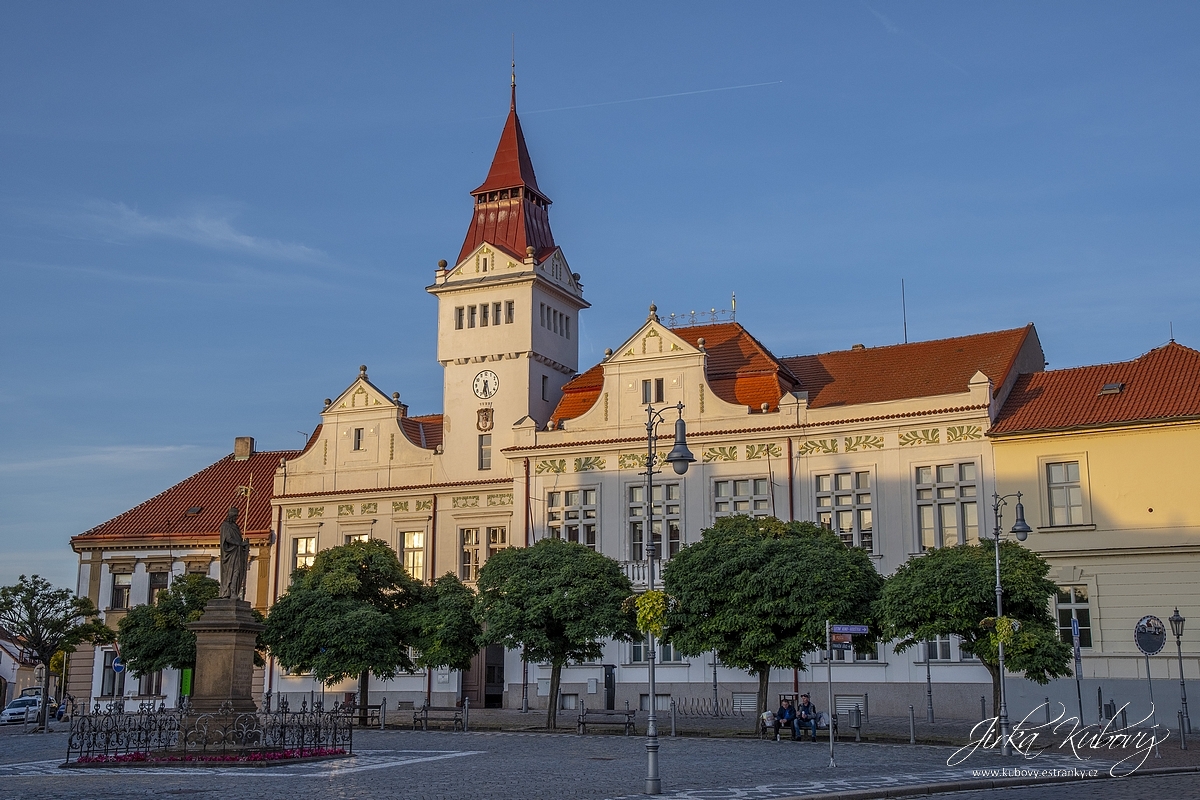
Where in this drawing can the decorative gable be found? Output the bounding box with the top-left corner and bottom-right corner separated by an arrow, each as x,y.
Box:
328,366 -> 395,413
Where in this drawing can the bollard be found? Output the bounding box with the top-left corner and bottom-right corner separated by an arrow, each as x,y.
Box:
380,697 -> 387,730
864,692 -> 869,723
1120,707 -> 1127,731
850,704 -> 862,742
463,696 -> 470,732
980,696 -> 986,722
670,700 -> 676,737
1181,710 -> 1188,751
1045,697 -> 1051,724
908,705 -> 915,744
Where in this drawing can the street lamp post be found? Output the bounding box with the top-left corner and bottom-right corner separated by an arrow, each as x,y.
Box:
991,491 -> 1031,758
641,399 -> 694,796
1170,608 -> 1190,734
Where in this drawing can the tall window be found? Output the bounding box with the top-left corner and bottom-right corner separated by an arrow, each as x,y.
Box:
488,526 -> 507,556
455,307 -> 464,330
101,651 -> 125,697
547,489 -> 598,550
480,303 -> 490,326
505,300 -> 515,324
468,306 -> 477,328
493,302 -> 502,326
353,428 -> 365,451
564,315 -> 570,340
540,303 -> 546,327
148,571 -> 170,603
632,635 -> 678,663
915,462 -> 978,551
461,528 -> 481,581
713,478 -> 770,518
1048,461 -> 1083,526
628,483 -> 681,560
815,471 -> 874,551
138,670 -> 163,697
110,573 -> 131,610
402,532 -> 424,581
542,375 -> 548,402
1056,586 -> 1092,647
293,537 -> 316,571
478,434 -> 492,470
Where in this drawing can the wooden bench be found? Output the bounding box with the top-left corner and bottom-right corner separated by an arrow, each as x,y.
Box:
413,701 -> 467,732
577,703 -> 636,735
758,694 -> 838,740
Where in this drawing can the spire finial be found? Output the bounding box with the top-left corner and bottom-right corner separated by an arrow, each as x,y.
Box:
510,34 -> 517,111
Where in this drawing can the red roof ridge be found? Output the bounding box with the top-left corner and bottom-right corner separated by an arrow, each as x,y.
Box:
782,324 -> 1034,360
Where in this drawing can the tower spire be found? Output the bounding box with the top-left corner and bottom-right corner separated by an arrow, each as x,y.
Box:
511,35 -> 517,111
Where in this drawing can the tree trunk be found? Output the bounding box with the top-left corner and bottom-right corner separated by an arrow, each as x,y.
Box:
546,662 -> 562,730
754,665 -> 770,734
983,661 -> 1001,721
39,669 -> 52,731
358,669 -> 370,727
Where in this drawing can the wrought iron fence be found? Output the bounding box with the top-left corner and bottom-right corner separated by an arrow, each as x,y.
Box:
64,697 -> 353,765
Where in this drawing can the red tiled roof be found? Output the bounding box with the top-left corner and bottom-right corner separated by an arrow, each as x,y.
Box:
72,449 -> 297,545
991,341 -> 1200,435
781,326 -> 1036,409
457,91 -> 556,265
400,414 -> 444,450
551,363 -> 606,425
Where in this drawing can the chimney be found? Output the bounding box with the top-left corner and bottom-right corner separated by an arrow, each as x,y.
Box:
234,437 -> 255,460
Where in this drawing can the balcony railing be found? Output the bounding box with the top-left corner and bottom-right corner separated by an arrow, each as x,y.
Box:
621,560 -> 663,588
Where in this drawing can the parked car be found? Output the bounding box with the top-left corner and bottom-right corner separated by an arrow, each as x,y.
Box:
0,697 -> 41,724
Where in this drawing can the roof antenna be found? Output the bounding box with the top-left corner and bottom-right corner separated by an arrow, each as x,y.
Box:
901,278 -> 908,344
731,292 -> 736,321
510,34 -> 517,111
1170,321 -> 1174,342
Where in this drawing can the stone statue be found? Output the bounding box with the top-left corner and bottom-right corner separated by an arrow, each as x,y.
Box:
218,506 -> 249,600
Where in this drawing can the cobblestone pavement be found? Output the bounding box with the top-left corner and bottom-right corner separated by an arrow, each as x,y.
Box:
0,724 -> 1174,800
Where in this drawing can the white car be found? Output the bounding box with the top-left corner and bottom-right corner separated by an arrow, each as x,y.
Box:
0,697 -> 41,724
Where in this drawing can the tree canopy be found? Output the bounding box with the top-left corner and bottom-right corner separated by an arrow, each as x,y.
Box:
262,540 -> 424,722
414,573 -> 482,675
878,540 -> 1072,715
118,573 -> 256,677
0,575 -> 112,728
663,516 -> 883,720
475,538 -> 637,728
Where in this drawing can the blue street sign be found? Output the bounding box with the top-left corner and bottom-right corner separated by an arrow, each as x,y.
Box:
831,624 -> 869,635
1071,618 -> 1080,638
112,657 -> 125,674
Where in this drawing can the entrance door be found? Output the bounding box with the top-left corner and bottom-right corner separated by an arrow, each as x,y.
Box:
603,665 -> 616,710
462,648 -> 485,707
484,645 -> 505,708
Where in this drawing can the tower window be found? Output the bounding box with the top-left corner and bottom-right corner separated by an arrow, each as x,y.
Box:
480,303 -> 489,327
542,375 -> 549,402
455,307 -> 464,330
493,302 -> 502,325
540,303 -> 546,328
565,316 -> 571,340
468,306 -> 477,328
353,428 -> 365,451
482,257 -> 488,272
478,434 -> 492,471
506,301 -> 515,324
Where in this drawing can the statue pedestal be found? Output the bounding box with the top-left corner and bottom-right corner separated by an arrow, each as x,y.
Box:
186,598 -> 264,714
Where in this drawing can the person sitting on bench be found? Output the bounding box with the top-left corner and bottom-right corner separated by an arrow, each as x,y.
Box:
794,693 -> 819,741
773,698 -> 796,740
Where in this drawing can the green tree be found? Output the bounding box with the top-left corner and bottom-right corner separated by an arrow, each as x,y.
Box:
117,574 -> 259,678
414,573 -> 482,703
0,575 -> 113,729
663,516 -> 883,726
262,540 -> 424,725
475,538 -> 637,729
878,540 -> 1072,716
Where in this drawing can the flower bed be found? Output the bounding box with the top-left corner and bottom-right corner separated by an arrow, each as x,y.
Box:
73,747 -> 347,766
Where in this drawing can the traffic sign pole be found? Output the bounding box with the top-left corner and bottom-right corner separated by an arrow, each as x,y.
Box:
1072,618 -> 1084,723
1135,615 -> 1167,760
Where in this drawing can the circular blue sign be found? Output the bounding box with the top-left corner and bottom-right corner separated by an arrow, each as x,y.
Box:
111,657 -> 125,674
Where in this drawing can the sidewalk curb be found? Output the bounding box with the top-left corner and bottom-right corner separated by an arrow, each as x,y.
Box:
774,764 -> 1200,800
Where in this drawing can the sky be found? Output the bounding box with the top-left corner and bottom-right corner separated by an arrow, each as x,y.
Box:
1,2 -> 1197,589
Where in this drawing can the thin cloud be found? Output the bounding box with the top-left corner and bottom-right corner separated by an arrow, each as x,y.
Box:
80,201 -> 327,263
861,2 -> 971,77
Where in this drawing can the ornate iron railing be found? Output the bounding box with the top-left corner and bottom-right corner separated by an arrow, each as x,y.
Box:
64,698 -> 353,765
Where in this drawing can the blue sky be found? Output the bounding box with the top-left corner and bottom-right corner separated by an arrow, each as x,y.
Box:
2,2 -> 1197,588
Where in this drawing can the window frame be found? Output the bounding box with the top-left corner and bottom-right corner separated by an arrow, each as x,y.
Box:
109,572 -> 132,610
547,487 -> 599,551
627,481 -> 683,561
713,477 -> 772,521
478,433 -> 492,471
1056,584 -> 1095,650
913,460 -> 981,552
402,530 -> 425,581
1037,454 -> 1093,529
814,468 -> 876,553
292,536 -> 316,572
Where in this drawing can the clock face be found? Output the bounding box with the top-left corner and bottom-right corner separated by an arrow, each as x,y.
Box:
473,370 -> 499,399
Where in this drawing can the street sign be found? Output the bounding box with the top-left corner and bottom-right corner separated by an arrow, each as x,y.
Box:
1135,615 -> 1167,656
832,642 -> 853,651
111,657 -> 125,674
832,633 -> 852,643
1071,618 -> 1080,638
831,625 -> 869,635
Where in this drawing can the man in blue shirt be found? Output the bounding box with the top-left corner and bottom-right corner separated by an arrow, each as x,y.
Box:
773,698 -> 797,740
794,693 -> 819,741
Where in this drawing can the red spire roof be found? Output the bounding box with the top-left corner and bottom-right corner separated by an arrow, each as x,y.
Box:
457,88 -> 557,264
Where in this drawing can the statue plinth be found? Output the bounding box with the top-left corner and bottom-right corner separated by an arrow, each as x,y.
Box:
186,598 -> 264,714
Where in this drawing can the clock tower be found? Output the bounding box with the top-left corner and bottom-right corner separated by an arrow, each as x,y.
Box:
427,82 -> 588,480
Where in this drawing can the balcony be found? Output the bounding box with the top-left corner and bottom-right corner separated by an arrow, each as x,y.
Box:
621,560 -> 663,589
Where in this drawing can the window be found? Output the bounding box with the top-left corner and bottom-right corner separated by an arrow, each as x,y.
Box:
560,693 -> 578,710
714,478 -> 771,518
402,532 -> 424,581
547,489 -> 598,550
1048,461 -> 1084,526
345,533 -> 370,544
1056,586 -> 1092,648
915,462 -> 978,550
632,635 -> 678,663
540,303 -> 546,327
478,434 -> 492,470
925,636 -> 952,661
641,379 -> 665,405
480,303 -> 489,326
461,528 -> 481,581
455,307 -> 464,330
101,651 -> 125,697
353,428 -> 365,451
468,306 -> 477,328
505,301 -> 515,324
542,375 -> 548,402
493,302 -> 502,326
138,670 -> 163,697
628,483 -> 682,560
148,571 -> 170,603
293,537 -> 316,571
110,573 -> 131,610
564,315 -> 570,340
815,471 -> 874,551
487,526 -> 507,556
